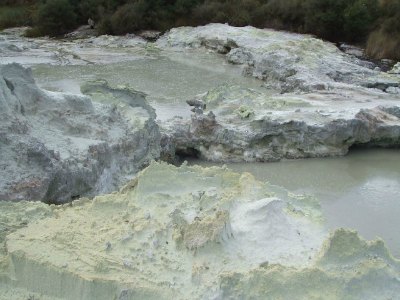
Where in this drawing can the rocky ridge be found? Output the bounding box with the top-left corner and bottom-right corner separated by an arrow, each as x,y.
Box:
0,24 -> 400,299
0,63 -> 160,203
157,24 -> 400,162
157,24 -> 400,93
0,163 -> 399,299
162,84 -> 400,162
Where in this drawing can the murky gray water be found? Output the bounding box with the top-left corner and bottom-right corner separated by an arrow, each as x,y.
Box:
31,54 -> 400,258
188,148 -> 400,257
32,50 -> 266,121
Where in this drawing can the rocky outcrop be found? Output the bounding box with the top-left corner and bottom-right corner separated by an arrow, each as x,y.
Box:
219,229 -> 400,300
1,162 -> 399,299
0,63 -> 160,203
161,84 -> 400,162
157,24 -> 400,93
156,24 -> 400,162
0,27 -> 149,66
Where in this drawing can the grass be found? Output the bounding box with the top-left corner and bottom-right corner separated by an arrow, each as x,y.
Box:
0,5 -> 33,30
366,30 -> 400,60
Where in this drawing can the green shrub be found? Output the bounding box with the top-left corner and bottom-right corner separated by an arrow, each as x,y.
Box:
264,0 -> 305,31
192,2 -> 227,25
174,0 -> 202,15
24,26 -> 42,37
0,5 -> 33,29
110,2 -> 148,34
35,0 -> 78,36
366,30 -> 400,60
2,0 -> 400,60
303,0 -> 349,40
77,0 -> 105,22
343,0 -> 379,42
366,0 -> 400,59
379,0 -> 400,34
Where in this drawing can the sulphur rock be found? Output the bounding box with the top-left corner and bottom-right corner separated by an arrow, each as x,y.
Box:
3,162 -> 326,299
2,163 -> 399,299
157,24 -> 400,93
0,63 -> 160,203
162,84 -> 400,162
219,229 -> 400,300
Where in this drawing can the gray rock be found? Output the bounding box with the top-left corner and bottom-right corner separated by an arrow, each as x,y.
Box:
0,63 -> 160,203
161,84 -> 400,162
158,24 -> 400,93
138,30 -> 162,42
389,62 -> 400,74
64,25 -> 97,39
339,43 -> 364,58
186,98 -> 206,109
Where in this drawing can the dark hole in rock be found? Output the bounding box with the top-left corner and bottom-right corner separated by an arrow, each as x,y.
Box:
176,147 -> 200,160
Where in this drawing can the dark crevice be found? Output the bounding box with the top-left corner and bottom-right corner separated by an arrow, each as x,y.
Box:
175,147 -> 201,160
4,77 -> 15,93
349,142 -> 400,151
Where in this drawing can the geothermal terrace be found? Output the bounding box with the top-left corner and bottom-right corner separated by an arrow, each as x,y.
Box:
0,24 -> 399,299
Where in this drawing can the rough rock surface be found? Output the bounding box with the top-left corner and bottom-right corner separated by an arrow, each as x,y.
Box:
157,24 -> 400,93
0,163 -> 399,299
389,62 -> 400,75
0,63 -> 160,203
162,84 -> 400,162
0,27 -> 149,66
156,24 -> 400,162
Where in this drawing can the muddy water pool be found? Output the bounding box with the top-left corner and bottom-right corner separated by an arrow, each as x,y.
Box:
188,148 -> 400,257
30,51 -> 400,258
6,32 -> 399,258
31,49 -> 267,121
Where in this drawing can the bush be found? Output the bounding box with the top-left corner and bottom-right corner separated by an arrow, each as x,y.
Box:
77,0 -> 106,22
35,0 -> 78,36
379,0 -> 400,34
2,0 -> 400,60
303,0 -> 380,42
110,2 -> 148,34
264,0 -> 305,31
366,0 -> 400,59
343,0 -> 379,42
303,0 -> 349,40
366,29 -> 400,60
193,2 -> 227,25
0,5 -> 33,29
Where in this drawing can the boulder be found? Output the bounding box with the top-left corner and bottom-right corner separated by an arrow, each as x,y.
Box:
138,30 -> 162,42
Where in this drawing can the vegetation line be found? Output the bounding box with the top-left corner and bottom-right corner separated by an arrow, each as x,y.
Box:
1,0 -> 399,60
